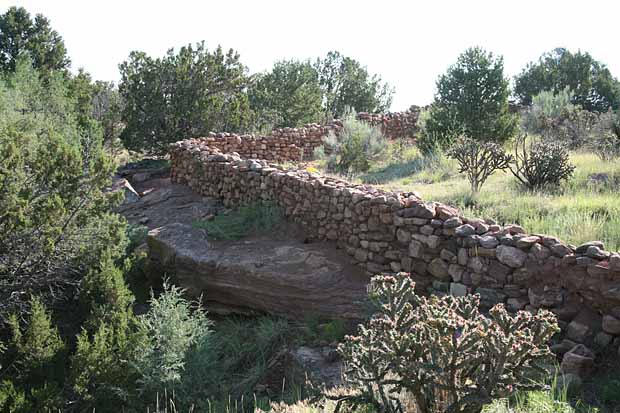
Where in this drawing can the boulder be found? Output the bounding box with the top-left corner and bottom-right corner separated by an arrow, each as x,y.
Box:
455,224 -> 475,237
602,315 -> 620,335
428,258 -> 450,280
560,344 -> 595,377
496,245 -> 527,268
146,223 -> 369,320
575,241 -> 604,254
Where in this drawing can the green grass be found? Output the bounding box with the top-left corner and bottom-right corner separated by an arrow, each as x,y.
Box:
360,148 -> 620,251
194,202 -> 284,240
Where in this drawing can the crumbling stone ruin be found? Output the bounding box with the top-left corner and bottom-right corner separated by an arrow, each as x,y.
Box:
190,108 -> 420,162
167,114 -> 620,380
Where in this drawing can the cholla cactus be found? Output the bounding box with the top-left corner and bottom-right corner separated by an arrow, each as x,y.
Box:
334,273 -> 560,413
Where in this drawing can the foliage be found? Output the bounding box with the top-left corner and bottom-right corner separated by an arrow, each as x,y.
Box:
509,135 -> 575,190
176,316 -> 289,411
119,41 -> 252,154
334,273 -> 560,413
0,56 -> 123,318
249,59 -> 323,128
194,201 -> 284,240
589,110 -> 620,160
133,281 -> 212,396
71,251 -> 139,411
315,50 -> 393,118
520,89 -> 600,149
521,89 -> 577,135
91,80 -> 125,153
7,297 -> 65,384
1,297 -> 65,412
447,137 -> 512,193
0,6 -> 69,74
514,48 -> 620,112
424,47 -> 518,151
317,109 -> 388,176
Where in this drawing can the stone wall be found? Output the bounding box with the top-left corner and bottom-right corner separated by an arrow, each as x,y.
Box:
169,138 -> 620,372
357,106 -> 421,140
181,109 -> 420,163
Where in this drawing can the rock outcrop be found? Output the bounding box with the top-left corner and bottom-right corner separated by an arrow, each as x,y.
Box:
146,223 -> 370,320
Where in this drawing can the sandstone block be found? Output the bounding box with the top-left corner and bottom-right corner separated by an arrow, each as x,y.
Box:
496,245 -> 527,268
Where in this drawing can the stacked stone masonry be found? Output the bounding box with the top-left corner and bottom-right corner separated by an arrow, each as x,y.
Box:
189,108 -> 420,163
169,137 -> 620,368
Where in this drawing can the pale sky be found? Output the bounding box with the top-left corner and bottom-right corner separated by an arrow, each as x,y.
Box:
3,0 -> 620,110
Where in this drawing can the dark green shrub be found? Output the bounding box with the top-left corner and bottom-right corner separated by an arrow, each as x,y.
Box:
316,109 -> 387,176
2,298 -> 65,412
447,137 -> 512,193
70,253 -> 141,412
0,56 -> 124,318
334,273 -> 559,413
509,134 -> 575,189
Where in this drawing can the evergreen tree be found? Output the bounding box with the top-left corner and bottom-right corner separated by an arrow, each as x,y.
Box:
514,48 -> 620,112
0,55 -> 124,318
119,42 -> 252,154
315,50 -> 393,118
248,59 -> 323,128
422,47 -> 517,152
0,6 -> 69,74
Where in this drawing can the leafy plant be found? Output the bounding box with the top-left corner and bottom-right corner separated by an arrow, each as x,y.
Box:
334,272 -> 560,413
194,201 -> 284,240
318,109 -> 388,176
509,134 -> 575,190
70,253 -> 141,412
174,316 -> 289,411
447,137 -> 512,193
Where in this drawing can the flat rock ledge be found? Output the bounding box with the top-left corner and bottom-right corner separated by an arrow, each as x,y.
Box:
146,223 -> 370,320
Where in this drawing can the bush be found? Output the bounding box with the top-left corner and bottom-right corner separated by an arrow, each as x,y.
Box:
0,55 -> 124,318
447,137 -> 512,193
194,201 -> 284,240
177,316 -> 289,410
317,109 -> 388,176
133,281 -> 212,396
334,273 -> 560,413
589,110 -> 620,160
70,253 -> 141,412
120,42 -> 252,155
521,89 -> 576,135
509,134 -> 575,189
2,297 -> 65,412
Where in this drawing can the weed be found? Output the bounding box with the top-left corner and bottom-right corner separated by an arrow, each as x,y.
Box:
193,202 -> 284,240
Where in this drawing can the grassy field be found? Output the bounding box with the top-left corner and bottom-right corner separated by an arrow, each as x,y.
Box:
355,146 -> 620,251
